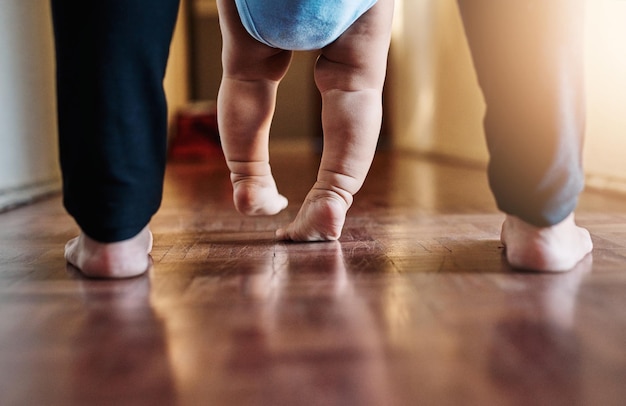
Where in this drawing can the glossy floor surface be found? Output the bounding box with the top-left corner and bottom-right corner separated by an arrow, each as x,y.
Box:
1,143 -> 625,405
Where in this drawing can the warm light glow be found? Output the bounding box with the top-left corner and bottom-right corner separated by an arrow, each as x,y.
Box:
391,0 -> 404,38
583,0 -> 626,191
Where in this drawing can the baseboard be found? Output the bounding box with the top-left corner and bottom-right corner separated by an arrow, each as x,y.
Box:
0,179 -> 62,213
585,173 -> 626,197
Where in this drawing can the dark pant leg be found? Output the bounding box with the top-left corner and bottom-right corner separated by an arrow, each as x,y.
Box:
51,0 -> 180,242
457,0 -> 586,227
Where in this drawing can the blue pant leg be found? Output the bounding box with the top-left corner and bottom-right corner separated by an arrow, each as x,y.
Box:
51,0 -> 180,242
457,0 -> 586,226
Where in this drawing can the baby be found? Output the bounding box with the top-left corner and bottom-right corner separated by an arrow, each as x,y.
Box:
216,0 -> 394,241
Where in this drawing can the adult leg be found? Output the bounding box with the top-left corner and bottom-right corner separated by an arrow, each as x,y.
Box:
457,0 -> 592,271
217,0 -> 291,216
276,0 -> 394,241
51,0 -> 180,277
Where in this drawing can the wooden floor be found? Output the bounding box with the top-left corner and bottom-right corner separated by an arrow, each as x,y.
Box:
1,142 -> 625,406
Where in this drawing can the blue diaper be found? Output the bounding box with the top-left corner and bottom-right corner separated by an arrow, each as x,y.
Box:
234,0 -> 378,51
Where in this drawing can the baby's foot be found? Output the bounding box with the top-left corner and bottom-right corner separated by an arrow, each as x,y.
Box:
65,226 -> 153,279
501,214 -> 593,272
232,174 -> 288,216
276,191 -> 350,241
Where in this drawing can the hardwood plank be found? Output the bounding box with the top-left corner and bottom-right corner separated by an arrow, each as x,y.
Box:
0,144 -> 625,405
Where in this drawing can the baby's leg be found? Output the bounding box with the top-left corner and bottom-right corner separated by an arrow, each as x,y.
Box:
501,214 -> 592,272
276,0 -> 394,241
217,0 -> 291,216
65,226 -> 153,278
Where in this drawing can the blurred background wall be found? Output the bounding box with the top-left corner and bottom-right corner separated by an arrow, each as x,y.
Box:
388,0 -> 487,164
0,1 -> 60,210
583,0 -> 626,193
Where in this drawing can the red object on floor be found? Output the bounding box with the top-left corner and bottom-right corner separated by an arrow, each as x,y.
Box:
168,101 -> 222,161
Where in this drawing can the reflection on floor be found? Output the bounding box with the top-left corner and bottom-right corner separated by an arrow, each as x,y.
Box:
0,143 -> 625,405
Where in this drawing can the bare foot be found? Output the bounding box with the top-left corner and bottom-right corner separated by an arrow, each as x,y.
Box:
276,191 -> 350,241
64,226 -> 153,279
231,174 -> 288,216
501,214 -> 593,272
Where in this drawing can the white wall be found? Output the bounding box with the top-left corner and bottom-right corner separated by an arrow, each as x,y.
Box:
164,0 -> 191,131
0,1 -> 61,210
583,0 -> 626,193
388,0 -> 486,165
389,0 -> 626,195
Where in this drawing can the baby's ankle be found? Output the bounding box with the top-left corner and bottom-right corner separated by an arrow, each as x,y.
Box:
308,184 -> 354,209
231,175 -> 288,216
276,195 -> 348,241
